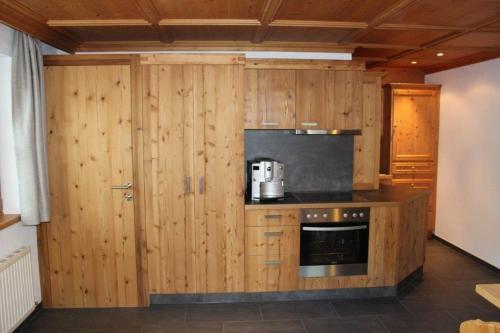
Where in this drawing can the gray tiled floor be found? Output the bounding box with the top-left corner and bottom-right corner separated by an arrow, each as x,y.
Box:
18,239 -> 500,333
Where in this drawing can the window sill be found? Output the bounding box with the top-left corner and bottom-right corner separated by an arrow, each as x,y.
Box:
0,214 -> 21,231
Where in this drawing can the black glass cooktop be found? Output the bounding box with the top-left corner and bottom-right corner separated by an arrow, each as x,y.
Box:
245,191 -> 368,205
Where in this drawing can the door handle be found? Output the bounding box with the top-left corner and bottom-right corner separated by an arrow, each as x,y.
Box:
301,122 -> 318,127
302,225 -> 367,232
264,231 -> 283,237
264,259 -> 282,265
112,182 -> 132,190
199,176 -> 205,195
264,214 -> 282,219
185,176 -> 191,194
261,122 -> 279,126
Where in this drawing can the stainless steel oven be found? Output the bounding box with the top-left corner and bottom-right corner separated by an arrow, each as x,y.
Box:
300,207 -> 370,278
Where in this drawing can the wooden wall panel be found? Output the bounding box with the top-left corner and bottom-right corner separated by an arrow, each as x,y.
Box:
353,72 -> 383,190
41,65 -> 138,308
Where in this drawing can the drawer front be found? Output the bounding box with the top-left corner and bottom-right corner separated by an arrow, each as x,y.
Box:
245,254 -> 299,292
392,162 -> 435,175
245,209 -> 299,227
246,226 -> 299,256
392,178 -> 434,189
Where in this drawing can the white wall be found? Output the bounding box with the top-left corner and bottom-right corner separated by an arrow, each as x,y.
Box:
0,23 -> 62,304
426,58 -> 500,268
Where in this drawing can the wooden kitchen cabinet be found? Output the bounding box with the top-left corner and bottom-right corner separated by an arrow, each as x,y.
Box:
245,209 -> 300,292
142,58 -> 245,294
353,71 -> 383,190
244,69 -> 296,129
295,70 -> 363,130
380,83 -> 440,235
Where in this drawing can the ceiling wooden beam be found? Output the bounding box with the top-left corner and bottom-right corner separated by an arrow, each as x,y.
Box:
0,0 -> 79,52
159,19 -> 261,26
351,42 -> 420,50
76,40 -> 354,53
376,23 -> 467,31
134,0 -> 173,43
270,20 -> 367,29
47,19 -> 151,27
252,0 -> 283,43
339,0 -> 417,44
370,15 -> 500,68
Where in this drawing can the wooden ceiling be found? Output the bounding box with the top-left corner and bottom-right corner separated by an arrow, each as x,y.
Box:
1,0 -> 499,72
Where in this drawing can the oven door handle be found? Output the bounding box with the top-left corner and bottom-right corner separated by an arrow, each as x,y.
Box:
302,225 -> 367,232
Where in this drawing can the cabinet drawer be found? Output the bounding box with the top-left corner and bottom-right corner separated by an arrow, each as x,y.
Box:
245,254 -> 299,292
392,162 -> 435,175
246,226 -> 299,256
392,178 -> 434,189
245,209 -> 299,227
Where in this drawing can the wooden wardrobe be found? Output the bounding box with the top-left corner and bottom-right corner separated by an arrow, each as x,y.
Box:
380,83 -> 441,235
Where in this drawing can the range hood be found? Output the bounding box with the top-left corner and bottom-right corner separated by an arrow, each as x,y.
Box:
293,129 -> 362,135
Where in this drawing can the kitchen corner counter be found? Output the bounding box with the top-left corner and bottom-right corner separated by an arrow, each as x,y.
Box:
245,186 -> 431,210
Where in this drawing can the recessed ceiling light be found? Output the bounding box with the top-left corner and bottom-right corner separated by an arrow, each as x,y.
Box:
436,52 -> 444,57
411,61 -> 418,64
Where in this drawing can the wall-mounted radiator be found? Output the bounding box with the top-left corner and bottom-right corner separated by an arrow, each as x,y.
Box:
0,247 -> 36,333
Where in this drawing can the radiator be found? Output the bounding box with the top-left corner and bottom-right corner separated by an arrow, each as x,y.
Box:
0,247 -> 36,333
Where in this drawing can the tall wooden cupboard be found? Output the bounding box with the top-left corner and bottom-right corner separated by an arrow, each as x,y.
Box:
380,83 -> 441,235
139,55 -> 245,295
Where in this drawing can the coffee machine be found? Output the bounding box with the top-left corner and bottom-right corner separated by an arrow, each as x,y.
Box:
247,159 -> 285,200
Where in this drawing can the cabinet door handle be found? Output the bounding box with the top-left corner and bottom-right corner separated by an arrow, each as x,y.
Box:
185,176 -> 191,194
261,122 -> 279,126
264,259 -> 282,265
199,176 -> 205,194
264,214 -> 282,219
264,231 -> 283,237
301,122 -> 318,127
112,182 -> 132,190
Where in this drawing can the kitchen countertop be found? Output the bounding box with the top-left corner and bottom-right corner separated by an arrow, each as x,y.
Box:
244,185 -> 431,210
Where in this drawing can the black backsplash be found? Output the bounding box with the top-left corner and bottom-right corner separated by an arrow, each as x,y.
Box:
244,130 -> 353,193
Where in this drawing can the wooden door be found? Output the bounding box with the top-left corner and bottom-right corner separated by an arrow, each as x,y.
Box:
142,64 -> 196,294
41,65 -> 138,307
244,69 -> 296,129
194,64 -> 245,292
295,70 -> 329,128
392,89 -> 439,162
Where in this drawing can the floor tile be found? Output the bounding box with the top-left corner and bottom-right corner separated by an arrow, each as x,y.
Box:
332,298 -> 408,317
379,311 -> 459,332
186,303 -> 261,322
223,320 -> 305,333
259,300 -> 337,319
400,295 -> 478,313
141,321 -> 222,333
302,316 -> 388,333
447,307 -> 500,322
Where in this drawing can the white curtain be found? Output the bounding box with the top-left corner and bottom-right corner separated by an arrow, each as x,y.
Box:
11,31 -> 50,225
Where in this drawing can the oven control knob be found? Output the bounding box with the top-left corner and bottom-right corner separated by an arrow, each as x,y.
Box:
359,212 -> 365,218
352,213 -> 358,218
306,214 -> 311,219
343,213 -> 349,218
313,214 -> 318,218
322,213 -> 328,218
